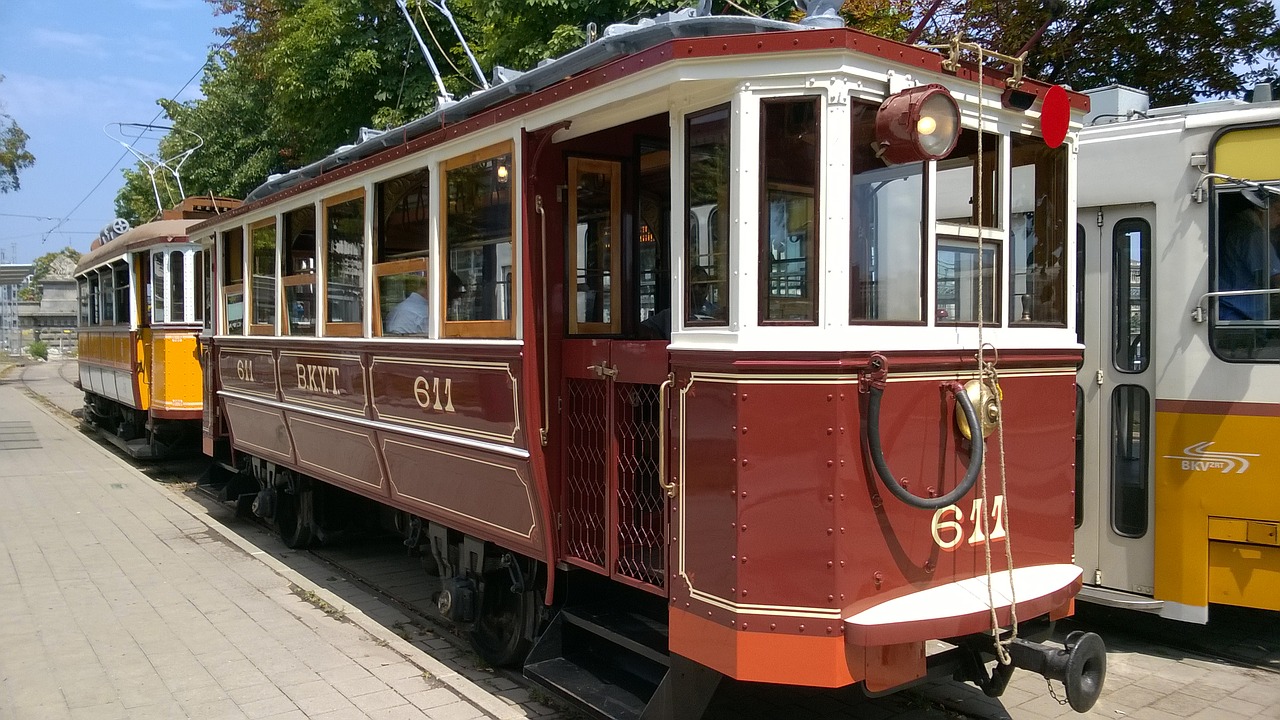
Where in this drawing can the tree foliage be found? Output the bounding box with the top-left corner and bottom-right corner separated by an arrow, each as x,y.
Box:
17,247 -> 82,303
113,0 -> 1279,219
0,75 -> 36,194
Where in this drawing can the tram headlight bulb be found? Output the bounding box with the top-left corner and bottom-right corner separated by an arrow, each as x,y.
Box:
874,84 -> 961,165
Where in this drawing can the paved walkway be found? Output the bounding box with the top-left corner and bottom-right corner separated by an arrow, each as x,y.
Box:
0,379 -> 523,720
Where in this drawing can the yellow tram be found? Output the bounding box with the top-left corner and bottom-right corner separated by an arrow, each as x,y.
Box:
1076,85 -> 1280,622
75,197 -> 238,457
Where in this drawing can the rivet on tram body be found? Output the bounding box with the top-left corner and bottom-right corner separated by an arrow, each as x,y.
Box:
742,393 -> 748,402
742,590 -> 748,597
770,623 -> 776,630
741,459 -> 748,467
827,494 -> 834,501
840,528 -> 845,534
827,561 -> 834,568
871,494 -> 882,508
742,556 -> 748,564
742,426 -> 748,434
827,594 -> 834,601
740,491 -> 747,498
826,427 -> 833,435
827,394 -> 833,401
827,627 -> 833,634
798,624 -> 805,632
741,525 -> 747,532
742,623 -> 749,630
925,560 -> 935,574
731,424 -> 737,432
840,561 -> 845,567
826,528 -> 834,535
874,571 -> 883,588
827,460 -> 834,468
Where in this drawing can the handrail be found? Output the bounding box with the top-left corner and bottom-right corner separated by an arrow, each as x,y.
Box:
1191,287 -> 1280,323
657,373 -> 677,498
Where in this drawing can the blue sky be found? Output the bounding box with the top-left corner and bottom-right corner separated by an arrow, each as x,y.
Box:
0,0 -> 222,265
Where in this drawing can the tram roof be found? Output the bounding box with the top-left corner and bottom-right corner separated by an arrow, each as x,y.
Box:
195,10 -> 1088,232
74,219 -> 199,276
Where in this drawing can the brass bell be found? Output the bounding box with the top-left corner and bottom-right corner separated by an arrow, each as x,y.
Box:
956,378 -> 1001,440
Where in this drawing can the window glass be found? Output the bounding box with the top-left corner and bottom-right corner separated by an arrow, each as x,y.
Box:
443,143 -> 514,336
326,194 -> 364,331
1075,224 -> 1085,346
569,157 -> 621,335
936,242 -> 996,323
113,261 -> 130,326
935,129 -> 1001,228
88,274 -> 100,325
851,102 -> 922,322
78,279 -> 89,326
685,105 -> 731,327
1009,135 -> 1068,325
761,98 -> 819,324
169,251 -> 186,323
1211,188 -> 1280,360
1112,218 -> 1150,373
251,222 -> 277,329
222,227 -> 245,335
196,249 -> 208,325
282,207 -> 316,336
637,142 -> 671,339
375,169 -> 431,337
1110,384 -> 1149,538
151,253 -> 165,324
101,267 -> 115,325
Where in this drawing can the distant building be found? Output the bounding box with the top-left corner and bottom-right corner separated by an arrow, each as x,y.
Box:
17,256 -> 79,353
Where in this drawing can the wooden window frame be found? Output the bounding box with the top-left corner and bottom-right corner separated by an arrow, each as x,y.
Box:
441,141 -> 516,339
373,257 -> 430,337
248,218 -> 278,336
324,188 -> 366,337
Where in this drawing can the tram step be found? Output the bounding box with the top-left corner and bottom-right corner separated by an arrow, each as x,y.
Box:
524,605 -> 670,720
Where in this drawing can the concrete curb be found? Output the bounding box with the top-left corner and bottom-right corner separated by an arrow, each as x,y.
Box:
23,390 -> 527,720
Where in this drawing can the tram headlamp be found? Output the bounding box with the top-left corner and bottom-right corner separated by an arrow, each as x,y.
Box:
874,84 -> 961,165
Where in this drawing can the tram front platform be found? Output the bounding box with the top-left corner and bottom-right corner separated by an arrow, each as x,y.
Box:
2,359 -> 1279,720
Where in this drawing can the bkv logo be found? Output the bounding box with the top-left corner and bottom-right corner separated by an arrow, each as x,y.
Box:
1163,441 -> 1259,474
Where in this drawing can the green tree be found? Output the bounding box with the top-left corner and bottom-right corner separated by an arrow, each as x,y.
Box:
28,340 -> 48,361
18,247 -> 82,302
0,75 -> 35,194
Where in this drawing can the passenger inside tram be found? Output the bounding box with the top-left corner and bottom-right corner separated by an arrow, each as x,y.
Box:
1218,190 -> 1280,322
384,270 -> 466,335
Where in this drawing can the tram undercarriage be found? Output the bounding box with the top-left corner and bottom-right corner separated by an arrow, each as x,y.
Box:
81,392 -> 199,459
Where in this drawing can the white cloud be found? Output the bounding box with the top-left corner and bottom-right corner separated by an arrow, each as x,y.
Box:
3,71 -> 173,125
31,28 -> 110,59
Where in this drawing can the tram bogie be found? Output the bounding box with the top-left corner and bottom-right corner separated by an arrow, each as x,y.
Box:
193,7 -> 1105,716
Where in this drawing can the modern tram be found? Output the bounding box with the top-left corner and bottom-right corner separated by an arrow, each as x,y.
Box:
74,197 -> 239,457
191,7 -> 1106,717
1076,84 -> 1280,623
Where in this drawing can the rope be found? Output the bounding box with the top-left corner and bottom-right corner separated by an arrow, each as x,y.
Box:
969,41 -> 1018,666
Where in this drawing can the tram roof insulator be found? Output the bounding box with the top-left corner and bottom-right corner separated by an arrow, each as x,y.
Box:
873,84 -> 960,165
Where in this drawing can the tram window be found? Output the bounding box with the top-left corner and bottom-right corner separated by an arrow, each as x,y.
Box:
282,206 -> 317,337
99,265 -> 115,324
1009,135 -> 1068,325
1075,224 -> 1085,346
637,142 -> 671,338
1211,189 -> 1280,361
195,249 -> 208,325
685,105 -> 731,327
222,227 -> 245,336
850,102 -> 923,323
375,170 -> 430,337
151,252 -> 165,325
113,261 -> 130,326
325,192 -> 364,336
77,279 -> 89,327
568,157 -> 622,335
936,129 -> 1001,229
87,274 -> 100,326
1112,218 -> 1150,373
936,242 -> 997,324
760,98 -> 819,325
169,251 -> 186,323
1110,384 -> 1150,538
1075,384 -> 1084,529
250,220 -> 277,334
443,142 -> 514,338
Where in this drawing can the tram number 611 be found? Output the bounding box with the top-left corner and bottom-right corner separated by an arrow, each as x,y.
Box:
414,375 -> 456,413
931,495 -> 1007,550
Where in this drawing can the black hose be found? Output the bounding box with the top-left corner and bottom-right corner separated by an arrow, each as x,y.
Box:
867,380 -> 984,510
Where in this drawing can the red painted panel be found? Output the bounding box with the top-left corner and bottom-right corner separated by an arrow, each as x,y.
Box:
676,376 -> 740,610
223,398 -> 294,464
278,350 -> 367,417
218,348 -> 279,400
286,412 -> 387,498
370,356 -> 523,446
380,431 -> 541,557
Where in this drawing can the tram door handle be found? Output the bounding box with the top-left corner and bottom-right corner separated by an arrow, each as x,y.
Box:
1096,370 -> 1104,386
588,362 -> 618,380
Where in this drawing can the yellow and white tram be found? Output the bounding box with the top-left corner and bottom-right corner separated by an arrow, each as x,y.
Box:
75,197 -> 238,457
1076,84 -> 1280,622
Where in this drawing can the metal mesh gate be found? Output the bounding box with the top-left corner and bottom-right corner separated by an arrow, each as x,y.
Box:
562,377 -> 666,593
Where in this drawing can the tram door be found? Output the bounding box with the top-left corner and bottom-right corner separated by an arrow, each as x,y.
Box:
1076,204 -> 1157,599
559,149 -> 671,595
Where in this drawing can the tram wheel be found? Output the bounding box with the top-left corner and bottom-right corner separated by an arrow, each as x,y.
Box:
276,485 -> 314,549
469,573 -> 536,668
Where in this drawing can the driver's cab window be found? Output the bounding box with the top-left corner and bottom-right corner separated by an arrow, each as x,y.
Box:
1212,186 -> 1280,360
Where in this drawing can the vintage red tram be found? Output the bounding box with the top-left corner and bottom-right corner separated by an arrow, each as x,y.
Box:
194,7 -> 1104,717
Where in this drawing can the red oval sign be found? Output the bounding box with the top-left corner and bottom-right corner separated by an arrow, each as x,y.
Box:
1041,84 -> 1070,148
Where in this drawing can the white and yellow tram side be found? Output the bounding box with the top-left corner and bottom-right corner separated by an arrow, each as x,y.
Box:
74,197 -> 237,457
1076,85 -> 1280,623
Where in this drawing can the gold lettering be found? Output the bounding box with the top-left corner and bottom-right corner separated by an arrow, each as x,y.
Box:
413,374 -> 456,413
297,363 -> 342,397
236,358 -> 256,383
296,364 -> 307,389
414,376 -> 432,408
